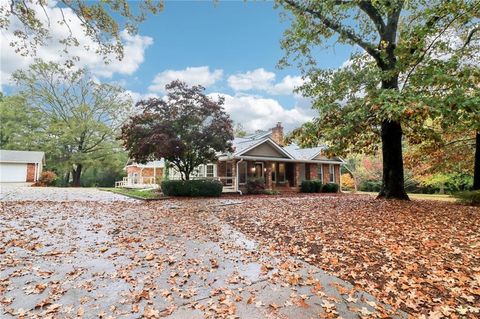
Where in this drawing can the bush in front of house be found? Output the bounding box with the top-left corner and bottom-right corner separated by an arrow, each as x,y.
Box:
161,179 -> 223,197
322,183 -> 339,193
453,190 -> 480,206
300,180 -> 322,193
245,177 -> 266,194
34,171 -> 58,186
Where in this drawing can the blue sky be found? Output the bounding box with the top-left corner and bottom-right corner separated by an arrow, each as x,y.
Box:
1,1 -> 354,132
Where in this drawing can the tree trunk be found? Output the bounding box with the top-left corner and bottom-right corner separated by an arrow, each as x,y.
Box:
64,171 -> 70,185
72,164 -> 82,187
474,132 -> 480,190
377,120 -> 409,200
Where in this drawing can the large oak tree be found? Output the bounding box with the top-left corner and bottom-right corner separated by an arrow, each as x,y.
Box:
279,0 -> 479,199
121,81 -> 234,180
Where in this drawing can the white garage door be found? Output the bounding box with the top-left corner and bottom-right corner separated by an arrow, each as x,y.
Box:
0,163 -> 27,182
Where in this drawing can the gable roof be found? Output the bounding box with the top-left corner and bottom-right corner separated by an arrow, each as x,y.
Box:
234,137 -> 294,159
0,150 -> 45,164
224,131 -> 343,164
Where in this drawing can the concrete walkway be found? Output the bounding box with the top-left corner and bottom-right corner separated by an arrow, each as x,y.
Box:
0,188 -> 405,318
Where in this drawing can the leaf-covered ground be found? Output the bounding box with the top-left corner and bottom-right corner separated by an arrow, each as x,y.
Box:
217,195 -> 480,318
1,195 -> 406,319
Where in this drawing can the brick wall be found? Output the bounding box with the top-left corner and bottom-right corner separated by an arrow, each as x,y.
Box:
26,163 -> 36,182
322,164 -> 330,184
126,166 -> 163,179
309,163 -> 317,180
217,161 -> 226,177
334,165 -> 340,184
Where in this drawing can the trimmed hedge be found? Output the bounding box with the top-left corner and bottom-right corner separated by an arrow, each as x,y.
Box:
322,183 -> 339,193
161,179 -> 223,197
246,177 -> 266,194
300,180 -> 322,193
453,190 -> 480,206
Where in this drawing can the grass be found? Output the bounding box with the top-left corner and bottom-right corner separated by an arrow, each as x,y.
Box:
354,191 -> 455,202
100,187 -> 163,200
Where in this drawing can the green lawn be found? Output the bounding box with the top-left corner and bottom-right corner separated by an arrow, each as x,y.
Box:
100,187 -> 163,200
354,191 -> 455,202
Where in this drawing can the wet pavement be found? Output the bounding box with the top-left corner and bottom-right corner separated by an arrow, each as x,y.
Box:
0,188 -> 406,318
0,185 -> 136,202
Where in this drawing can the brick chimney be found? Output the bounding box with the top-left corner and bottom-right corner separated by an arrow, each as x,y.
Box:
271,122 -> 284,146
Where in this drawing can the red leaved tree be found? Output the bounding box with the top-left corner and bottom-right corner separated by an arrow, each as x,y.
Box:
121,81 -> 234,180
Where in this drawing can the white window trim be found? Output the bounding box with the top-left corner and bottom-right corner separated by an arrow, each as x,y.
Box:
317,165 -> 323,182
329,164 -> 335,183
206,164 -> 216,178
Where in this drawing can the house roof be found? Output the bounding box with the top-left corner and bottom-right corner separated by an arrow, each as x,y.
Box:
126,159 -> 165,168
127,129 -> 344,167
226,132 -> 343,164
0,150 -> 45,164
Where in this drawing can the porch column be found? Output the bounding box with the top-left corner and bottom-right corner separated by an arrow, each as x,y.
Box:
294,163 -> 302,187
231,160 -> 237,190
265,161 -> 272,190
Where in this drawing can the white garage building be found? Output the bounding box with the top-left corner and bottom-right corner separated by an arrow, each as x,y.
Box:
0,150 -> 45,183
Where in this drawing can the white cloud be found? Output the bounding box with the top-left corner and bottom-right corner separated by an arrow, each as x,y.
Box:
269,75 -> 305,95
209,93 -> 314,132
0,1 -> 152,89
227,68 -> 276,91
227,68 -> 305,96
148,66 -> 223,93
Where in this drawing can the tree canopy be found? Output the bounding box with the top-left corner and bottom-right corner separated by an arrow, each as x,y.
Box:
12,60 -> 131,186
279,0 -> 480,198
121,81 -> 234,180
1,0 -> 163,62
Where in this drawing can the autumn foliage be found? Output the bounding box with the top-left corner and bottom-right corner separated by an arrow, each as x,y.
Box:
121,81 -> 234,180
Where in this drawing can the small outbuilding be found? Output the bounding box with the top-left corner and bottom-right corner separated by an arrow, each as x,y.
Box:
0,150 -> 45,183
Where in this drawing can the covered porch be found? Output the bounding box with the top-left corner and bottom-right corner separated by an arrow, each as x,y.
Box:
217,159 -> 322,193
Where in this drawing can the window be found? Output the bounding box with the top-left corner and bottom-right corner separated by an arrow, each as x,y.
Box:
329,164 -> 335,183
317,165 -> 323,182
271,163 -> 276,182
278,163 -> 286,182
238,162 -> 247,184
206,164 -> 215,177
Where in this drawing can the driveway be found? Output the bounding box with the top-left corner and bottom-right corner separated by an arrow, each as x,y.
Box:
0,187 -> 405,318
0,184 -> 136,202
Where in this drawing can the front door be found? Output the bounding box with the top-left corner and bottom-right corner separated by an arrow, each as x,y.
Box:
254,162 -> 264,179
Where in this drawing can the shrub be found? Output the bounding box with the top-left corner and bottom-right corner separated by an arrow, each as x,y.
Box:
359,179 -> 382,192
264,189 -> 279,195
453,190 -> 480,206
301,180 -> 322,193
245,177 -> 265,194
35,171 -> 58,186
341,173 -> 355,191
161,179 -> 223,197
322,183 -> 339,193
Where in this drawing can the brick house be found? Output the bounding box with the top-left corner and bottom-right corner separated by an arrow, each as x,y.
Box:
120,123 -> 344,192
0,150 -> 45,183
